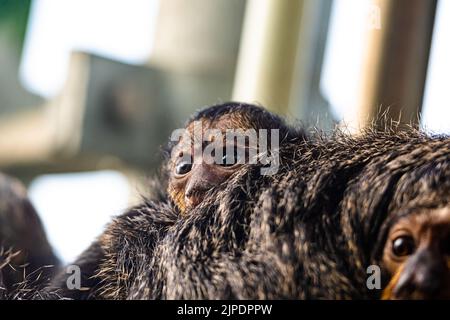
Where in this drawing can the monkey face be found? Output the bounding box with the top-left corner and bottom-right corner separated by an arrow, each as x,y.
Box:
168,115 -> 251,213
381,207 -> 450,299
169,146 -> 243,212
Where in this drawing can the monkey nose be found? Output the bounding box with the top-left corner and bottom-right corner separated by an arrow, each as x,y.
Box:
394,250 -> 444,299
184,183 -> 211,209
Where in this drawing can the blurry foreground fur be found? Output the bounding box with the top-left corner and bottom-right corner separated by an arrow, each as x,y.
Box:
0,174 -> 59,297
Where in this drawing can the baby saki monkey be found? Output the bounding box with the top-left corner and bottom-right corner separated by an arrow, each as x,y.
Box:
381,207 -> 450,299
167,102 -> 295,214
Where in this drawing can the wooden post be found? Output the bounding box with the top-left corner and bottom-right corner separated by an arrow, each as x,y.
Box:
357,0 -> 437,130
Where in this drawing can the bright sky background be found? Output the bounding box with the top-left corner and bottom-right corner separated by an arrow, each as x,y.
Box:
421,0 -> 450,134
321,0 -> 369,124
20,0 -> 159,98
321,0 -> 450,134
28,171 -> 131,263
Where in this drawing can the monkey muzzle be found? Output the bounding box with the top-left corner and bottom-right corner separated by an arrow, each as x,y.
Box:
383,249 -> 450,299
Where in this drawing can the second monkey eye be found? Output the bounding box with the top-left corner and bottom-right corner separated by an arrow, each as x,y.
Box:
175,161 -> 192,176
392,235 -> 416,257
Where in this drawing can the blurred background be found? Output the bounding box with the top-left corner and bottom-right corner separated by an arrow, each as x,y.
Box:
0,0 -> 448,263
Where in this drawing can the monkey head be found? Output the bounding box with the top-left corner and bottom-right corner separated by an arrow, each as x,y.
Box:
381,206 -> 450,299
166,102 -> 294,214
340,133 -> 450,300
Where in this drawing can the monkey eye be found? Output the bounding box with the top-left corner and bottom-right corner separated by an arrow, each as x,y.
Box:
392,235 -> 416,257
175,161 -> 192,176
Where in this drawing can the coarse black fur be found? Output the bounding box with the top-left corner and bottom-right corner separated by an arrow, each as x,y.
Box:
1,102 -> 449,299
30,126 -> 449,300
133,129 -> 449,299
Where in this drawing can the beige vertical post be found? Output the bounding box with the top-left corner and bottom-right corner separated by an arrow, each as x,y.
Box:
232,0 -> 304,115
357,0 -> 437,130
150,0 -> 246,78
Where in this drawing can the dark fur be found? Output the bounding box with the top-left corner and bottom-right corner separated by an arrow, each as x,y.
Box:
30,126 -> 449,300
1,103 -> 449,299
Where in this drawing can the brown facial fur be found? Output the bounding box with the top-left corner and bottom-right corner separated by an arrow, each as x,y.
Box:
168,113 -> 255,213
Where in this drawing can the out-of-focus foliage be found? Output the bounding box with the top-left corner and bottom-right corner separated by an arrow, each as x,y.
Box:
0,0 -> 31,51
